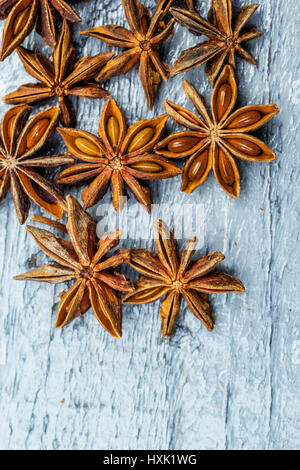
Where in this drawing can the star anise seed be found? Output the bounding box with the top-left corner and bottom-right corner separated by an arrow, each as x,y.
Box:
56,98 -> 182,212
155,65 -> 279,198
0,0 -> 92,60
0,104 -> 74,224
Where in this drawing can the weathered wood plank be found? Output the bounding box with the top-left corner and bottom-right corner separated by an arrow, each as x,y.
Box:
0,0 -> 299,450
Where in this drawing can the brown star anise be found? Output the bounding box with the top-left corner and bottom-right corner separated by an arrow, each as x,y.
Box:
122,219 -> 245,338
170,0 -> 264,84
56,99 -> 182,212
14,195 -> 133,337
81,0 -> 175,110
183,0 -> 195,11
155,65 -> 279,198
0,0 -> 92,60
0,104 -> 74,224
3,19 -> 114,126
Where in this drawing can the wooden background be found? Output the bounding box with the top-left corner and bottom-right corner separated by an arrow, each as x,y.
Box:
0,0 -> 299,450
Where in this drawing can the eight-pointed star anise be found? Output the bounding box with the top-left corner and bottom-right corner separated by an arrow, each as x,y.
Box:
170,0 -> 264,84
0,104 -> 74,224
122,219 -> 245,338
14,195 -> 133,338
56,99 -> 182,212
0,0 -> 91,60
81,0 -> 175,110
155,65 -> 279,198
3,19 -> 114,126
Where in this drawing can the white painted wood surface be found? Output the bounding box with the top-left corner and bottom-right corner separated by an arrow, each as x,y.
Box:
0,0 -> 299,450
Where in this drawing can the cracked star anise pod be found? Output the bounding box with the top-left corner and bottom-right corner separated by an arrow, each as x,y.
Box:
80,0 -> 175,110
0,0 -> 92,60
0,104 -> 74,224
14,194 -> 133,338
3,19 -> 114,127
170,0 -> 264,84
122,219 -> 245,338
56,99 -> 182,212
155,65 -> 279,198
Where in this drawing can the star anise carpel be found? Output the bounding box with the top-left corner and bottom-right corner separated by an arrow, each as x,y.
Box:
155,65 -> 279,198
183,0 -> 195,11
3,19 -> 114,126
14,194 -> 133,338
122,219 -> 245,338
0,0 -> 92,60
56,98 -> 182,212
0,104 -> 74,224
170,0 -> 264,84
81,0 -> 175,110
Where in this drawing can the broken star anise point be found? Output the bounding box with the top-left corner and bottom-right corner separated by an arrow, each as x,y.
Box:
81,0 -> 175,110
14,194 -> 134,338
122,219 -> 245,338
3,19 -> 114,127
155,65 -> 279,198
56,98 -> 182,213
170,0 -> 264,84
0,104 -> 74,224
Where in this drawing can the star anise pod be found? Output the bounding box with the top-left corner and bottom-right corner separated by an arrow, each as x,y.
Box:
0,104 -> 74,224
3,19 -> 114,126
122,219 -> 245,338
80,0 -> 175,110
56,98 -> 182,212
155,65 -> 279,198
0,0 -> 92,60
183,0 -> 195,10
14,194 -> 133,337
170,0 -> 264,84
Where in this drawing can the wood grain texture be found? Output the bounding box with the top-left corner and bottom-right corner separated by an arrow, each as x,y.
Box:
0,0 -> 299,450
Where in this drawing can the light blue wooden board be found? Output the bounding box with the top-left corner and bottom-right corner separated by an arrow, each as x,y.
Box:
0,0 -> 299,450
